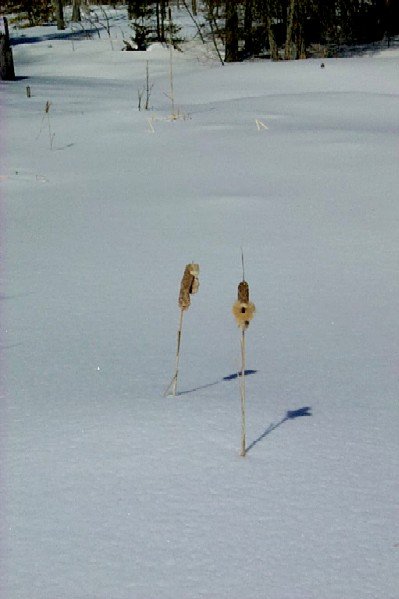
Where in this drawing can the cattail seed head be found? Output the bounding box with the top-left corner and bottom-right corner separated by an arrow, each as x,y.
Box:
237,281 -> 249,303
233,280 -> 255,329
178,263 -> 200,311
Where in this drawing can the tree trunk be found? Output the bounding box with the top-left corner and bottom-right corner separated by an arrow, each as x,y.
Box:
160,0 -> 166,42
0,17 -> 15,81
244,0 -> 253,57
54,0 -> 65,31
265,14 -> 279,61
225,0 -> 239,62
296,0 -> 307,58
296,21 -> 306,59
71,0 -> 81,22
284,0 -> 296,59
192,0 -> 197,15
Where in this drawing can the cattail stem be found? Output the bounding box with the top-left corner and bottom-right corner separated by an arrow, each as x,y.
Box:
173,308 -> 184,396
164,308 -> 184,397
240,327 -> 247,456
168,7 -> 175,117
165,263 -> 199,397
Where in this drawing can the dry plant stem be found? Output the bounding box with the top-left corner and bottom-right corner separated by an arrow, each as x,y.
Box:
164,308 -> 184,397
169,43 -> 175,117
47,113 -> 54,150
240,327 -> 247,457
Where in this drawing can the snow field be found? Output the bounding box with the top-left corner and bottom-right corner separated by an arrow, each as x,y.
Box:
1,17 -> 399,599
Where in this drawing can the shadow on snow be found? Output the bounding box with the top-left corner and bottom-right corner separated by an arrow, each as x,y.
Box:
245,406 -> 312,454
176,370 -> 258,396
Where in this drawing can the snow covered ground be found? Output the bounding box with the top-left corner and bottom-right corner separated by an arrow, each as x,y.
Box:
1,11 -> 399,599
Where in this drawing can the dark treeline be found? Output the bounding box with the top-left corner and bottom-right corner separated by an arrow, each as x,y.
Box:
222,0 -> 399,61
1,1 -> 398,60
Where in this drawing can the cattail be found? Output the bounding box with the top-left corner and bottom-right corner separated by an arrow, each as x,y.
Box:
232,281 -> 256,330
164,263 -> 200,397
232,272 -> 255,457
178,263 -> 200,311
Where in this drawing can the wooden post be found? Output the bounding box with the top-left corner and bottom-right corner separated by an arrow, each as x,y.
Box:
0,17 -> 15,81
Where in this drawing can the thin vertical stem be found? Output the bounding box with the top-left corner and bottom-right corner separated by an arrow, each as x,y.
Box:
47,114 -> 54,150
164,308 -> 184,397
173,308 -> 184,396
168,6 -> 175,117
240,327 -> 246,456
169,42 -> 175,117
145,60 -> 149,109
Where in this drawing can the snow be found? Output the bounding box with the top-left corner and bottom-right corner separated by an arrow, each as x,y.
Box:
1,12 -> 399,599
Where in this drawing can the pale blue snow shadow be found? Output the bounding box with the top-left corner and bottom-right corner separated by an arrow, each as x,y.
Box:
245,406 -> 312,454
176,370 -> 258,396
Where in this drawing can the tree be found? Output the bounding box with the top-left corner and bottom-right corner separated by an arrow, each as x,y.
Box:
71,0 -> 81,22
128,1 -> 156,50
243,0 -> 254,57
0,16 -> 15,80
53,0 -> 65,30
224,0 -> 239,61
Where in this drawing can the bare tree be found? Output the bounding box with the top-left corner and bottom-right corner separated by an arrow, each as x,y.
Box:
71,0 -> 81,22
53,0 -> 65,30
0,17 -> 15,80
224,0 -> 238,61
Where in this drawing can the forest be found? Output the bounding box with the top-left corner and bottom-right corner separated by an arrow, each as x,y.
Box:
1,1 -> 399,61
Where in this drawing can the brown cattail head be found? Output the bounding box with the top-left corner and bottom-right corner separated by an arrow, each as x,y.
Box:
233,280 -> 255,329
237,281 -> 249,303
178,263 -> 199,311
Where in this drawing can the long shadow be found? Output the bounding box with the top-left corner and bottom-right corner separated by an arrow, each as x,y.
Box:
176,370 -> 258,396
10,28 -> 100,46
245,406 -> 312,454
324,37 -> 399,58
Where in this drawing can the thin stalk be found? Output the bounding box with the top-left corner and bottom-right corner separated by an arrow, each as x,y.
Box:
164,308 -> 184,397
47,113 -> 54,150
240,327 -> 246,456
169,42 -> 175,117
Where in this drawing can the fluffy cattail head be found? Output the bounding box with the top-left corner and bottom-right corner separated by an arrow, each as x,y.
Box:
178,263 -> 200,311
233,280 -> 255,329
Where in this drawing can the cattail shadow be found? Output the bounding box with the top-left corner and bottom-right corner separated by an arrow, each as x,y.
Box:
176,370 -> 258,396
245,406 -> 312,454
223,370 -> 257,381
